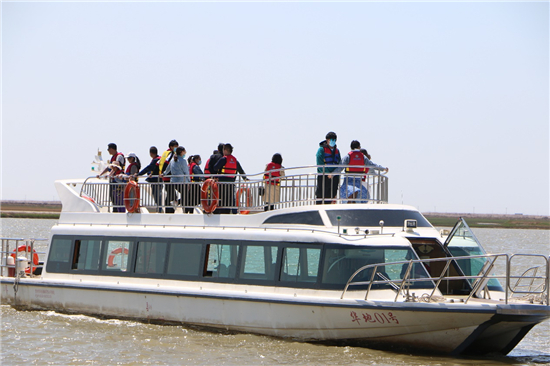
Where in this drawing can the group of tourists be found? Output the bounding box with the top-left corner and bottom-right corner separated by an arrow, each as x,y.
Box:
315,131 -> 388,205
96,131 -> 386,213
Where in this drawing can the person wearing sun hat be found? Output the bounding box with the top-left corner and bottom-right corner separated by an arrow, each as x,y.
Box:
117,152 -> 142,183
125,152 -> 141,178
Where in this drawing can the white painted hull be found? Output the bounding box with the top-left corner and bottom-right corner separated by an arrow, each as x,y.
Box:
3,278 -> 547,355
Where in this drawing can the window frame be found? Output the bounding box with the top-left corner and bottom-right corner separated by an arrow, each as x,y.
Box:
278,244 -> 324,288
70,236 -> 104,274
133,239 -> 170,278
46,235 -> 75,273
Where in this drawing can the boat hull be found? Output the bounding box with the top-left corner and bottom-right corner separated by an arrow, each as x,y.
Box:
2,279 -> 548,355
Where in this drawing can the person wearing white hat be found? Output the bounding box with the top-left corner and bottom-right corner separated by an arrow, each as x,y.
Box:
119,152 -> 141,181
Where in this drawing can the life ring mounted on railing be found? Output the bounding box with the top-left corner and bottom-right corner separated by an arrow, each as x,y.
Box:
11,245 -> 40,274
236,187 -> 252,215
201,179 -> 219,213
124,181 -> 140,213
107,247 -> 129,267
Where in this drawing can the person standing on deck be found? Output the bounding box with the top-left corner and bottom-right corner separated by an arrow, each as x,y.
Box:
158,140 -> 179,213
205,143 -> 225,176
315,132 -> 341,204
213,143 -> 247,214
263,153 -> 285,211
118,152 -> 141,181
162,146 -> 190,212
136,146 -> 162,212
97,143 -> 126,212
186,155 -> 204,213
339,140 -> 388,203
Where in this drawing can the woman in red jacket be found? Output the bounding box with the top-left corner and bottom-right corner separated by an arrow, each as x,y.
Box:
263,153 -> 284,211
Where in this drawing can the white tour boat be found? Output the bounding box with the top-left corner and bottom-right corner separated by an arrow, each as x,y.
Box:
1,165 -> 549,356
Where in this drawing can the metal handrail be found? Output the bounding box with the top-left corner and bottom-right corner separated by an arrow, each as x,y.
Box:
0,238 -> 47,277
340,253 -> 549,305
512,265 -> 543,292
78,165 -> 389,213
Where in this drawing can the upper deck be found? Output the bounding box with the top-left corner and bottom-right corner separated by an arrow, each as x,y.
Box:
58,165 -> 390,220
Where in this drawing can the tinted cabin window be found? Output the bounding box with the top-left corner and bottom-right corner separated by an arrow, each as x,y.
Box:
167,242 -> 202,277
280,247 -> 321,283
321,246 -> 432,289
135,241 -> 167,275
241,245 -> 279,281
72,239 -> 102,271
263,211 -> 324,226
46,236 -> 72,273
326,210 -> 432,228
204,243 -> 240,279
103,240 -> 132,272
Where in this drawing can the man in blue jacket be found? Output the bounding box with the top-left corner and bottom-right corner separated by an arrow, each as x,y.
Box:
316,131 -> 341,204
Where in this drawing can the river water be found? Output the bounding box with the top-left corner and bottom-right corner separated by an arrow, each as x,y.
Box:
1,218 -> 549,365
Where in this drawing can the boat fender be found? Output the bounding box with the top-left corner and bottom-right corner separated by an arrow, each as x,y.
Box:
10,245 -> 39,274
107,247 -> 129,267
124,181 -> 140,213
236,187 -> 252,215
201,179 -> 219,213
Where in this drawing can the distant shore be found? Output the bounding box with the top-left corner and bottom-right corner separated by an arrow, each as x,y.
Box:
1,200 -> 548,229
1,201 -> 62,219
422,212 -> 549,230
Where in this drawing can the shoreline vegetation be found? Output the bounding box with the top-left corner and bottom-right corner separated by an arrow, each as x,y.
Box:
1,201 -> 548,230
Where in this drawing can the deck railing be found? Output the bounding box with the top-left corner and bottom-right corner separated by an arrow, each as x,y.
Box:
79,165 -> 389,213
341,253 -> 550,305
0,238 -> 47,277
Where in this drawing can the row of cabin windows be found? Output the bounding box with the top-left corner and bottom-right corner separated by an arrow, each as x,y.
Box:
47,236 -> 433,289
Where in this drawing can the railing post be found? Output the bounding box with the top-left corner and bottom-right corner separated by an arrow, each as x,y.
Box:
429,258 -> 453,301
29,239 -> 34,276
395,260 -> 413,302
506,254 -> 510,305
465,255 -> 497,304
1,239 -> 4,277
364,265 -> 378,301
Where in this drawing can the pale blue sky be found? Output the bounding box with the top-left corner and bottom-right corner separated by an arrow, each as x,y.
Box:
2,1 -> 548,215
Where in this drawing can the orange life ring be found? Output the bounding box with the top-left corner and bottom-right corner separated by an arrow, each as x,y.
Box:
11,245 -> 40,274
201,179 -> 219,213
124,181 -> 140,213
107,247 -> 129,267
236,187 -> 252,214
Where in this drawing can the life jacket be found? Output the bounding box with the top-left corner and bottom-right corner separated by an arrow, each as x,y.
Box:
204,159 -> 211,174
110,152 -> 124,175
346,151 -> 369,174
264,162 -> 282,185
189,162 -> 197,175
125,162 -> 137,174
221,155 -> 237,177
159,149 -> 174,181
323,146 -> 341,165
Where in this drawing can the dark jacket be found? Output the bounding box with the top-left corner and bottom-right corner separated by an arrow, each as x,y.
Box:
138,156 -> 161,182
207,151 -> 223,174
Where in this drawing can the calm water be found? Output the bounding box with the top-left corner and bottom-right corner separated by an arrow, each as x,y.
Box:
1,218 -> 549,365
